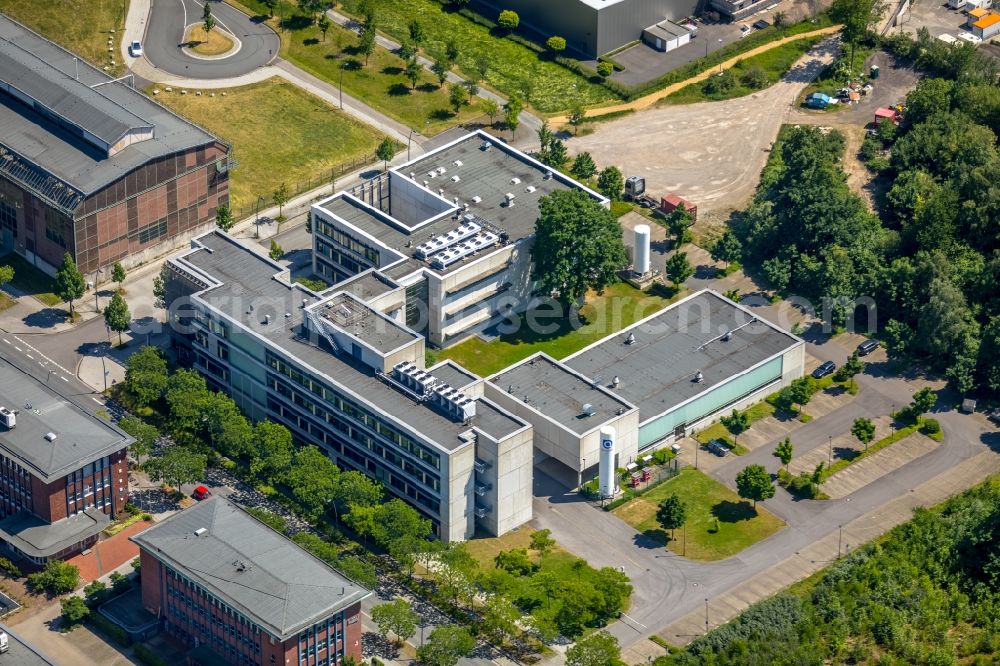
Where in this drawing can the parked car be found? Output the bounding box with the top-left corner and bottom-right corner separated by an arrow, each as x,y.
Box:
707,439 -> 730,457
0,631 -> 7,653
812,360 -> 836,379
752,19 -> 770,30
129,40 -> 143,57
192,485 -> 212,501
857,339 -> 880,356
740,24 -> 752,37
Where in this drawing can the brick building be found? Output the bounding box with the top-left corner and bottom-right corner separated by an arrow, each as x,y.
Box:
0,16 -> 230,282
132,497 -> 370,666
0,356 -> 131,565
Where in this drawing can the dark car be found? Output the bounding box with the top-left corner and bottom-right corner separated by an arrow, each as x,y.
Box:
857,339 -> 880,356
192,485 -> 212,501
812,360 -> 836,379
752,19 -> 770,30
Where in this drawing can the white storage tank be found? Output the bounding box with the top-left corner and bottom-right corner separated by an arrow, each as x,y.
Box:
634,224 -> 650,276
599,426 -> 617,498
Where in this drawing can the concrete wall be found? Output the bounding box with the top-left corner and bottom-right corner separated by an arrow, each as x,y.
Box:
388,172 -> 454,229
440,437 -> 476,542
474,422 -> 533,536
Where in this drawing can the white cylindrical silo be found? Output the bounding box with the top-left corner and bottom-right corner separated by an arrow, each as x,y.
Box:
599,426 -> 617,498
634,225 -> 650,276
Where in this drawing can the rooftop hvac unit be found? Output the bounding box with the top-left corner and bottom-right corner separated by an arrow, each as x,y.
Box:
0,407 -> 14,429
510,177 -> 521,185
437,167 -> 447,175
414,221 -> 481,259
451,175 -> 460,182
471,195 -> 482,204
194,527 -> 208,537
480,140 -> 492,151
44,432 -> 57,442
453,159 -> 463,167
503,193 -> 515,207
434,383 -> 477,421
525,185 -> 536,193
543,170 -> 553,180
430,232 -> 500,269
427,170 -> 437,178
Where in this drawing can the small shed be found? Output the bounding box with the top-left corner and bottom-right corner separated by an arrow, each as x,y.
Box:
641,20 -> 692,52
968,6 -> 990,22
972,11 -> 1000,39
875,107 -> 900,125
660,193 -> 697,220
805,92 -> 831,108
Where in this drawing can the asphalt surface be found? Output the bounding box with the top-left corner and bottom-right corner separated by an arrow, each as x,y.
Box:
142,0 -> 279,79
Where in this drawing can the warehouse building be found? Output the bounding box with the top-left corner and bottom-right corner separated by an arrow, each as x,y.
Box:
0,16 -> 230,281
133,497 -> 371,666
166,231 -> 533,543
476,0 -> 698,57
0,355 -> 132,565
310,130 -> 607,347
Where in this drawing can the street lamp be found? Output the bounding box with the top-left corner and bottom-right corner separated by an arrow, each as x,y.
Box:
828,435 -> 833,464
408,128 -> 415,161
704,598 -> 709,634
255,195 -> 265,238
339,67 -> 344,110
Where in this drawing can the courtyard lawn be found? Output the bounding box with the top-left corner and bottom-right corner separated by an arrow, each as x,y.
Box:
0,0 -> 127,74
612,468 -> 784,560
0,253 -> 61,306
662,36 -> 824,105
434,282 -> 681,377
284,21 -> 485,135
152,77 -> 387,210
184,26 -> 235,56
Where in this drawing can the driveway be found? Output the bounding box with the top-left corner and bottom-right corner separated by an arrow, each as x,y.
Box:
566,38 -> 840,222
140,0 -> 279,79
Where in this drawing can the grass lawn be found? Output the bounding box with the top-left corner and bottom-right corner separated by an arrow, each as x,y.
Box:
153,77 -> 387,210
184,26 -> 235,56
435,282 -> 682,376
0,253 -> 61,306
662,36 -> 823,105
612,468 -> 784,560
283,21 -> 485,135
0,0 -> 127,74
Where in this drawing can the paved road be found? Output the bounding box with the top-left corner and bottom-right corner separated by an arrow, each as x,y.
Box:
142,0 -> 279,79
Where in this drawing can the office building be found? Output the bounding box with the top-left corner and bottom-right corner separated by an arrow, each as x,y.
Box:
133,496 -> 371,666
0,355 -> 131,565
0,15 -> 230,281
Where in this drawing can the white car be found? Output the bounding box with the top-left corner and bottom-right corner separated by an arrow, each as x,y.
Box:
129,40 -> 143,57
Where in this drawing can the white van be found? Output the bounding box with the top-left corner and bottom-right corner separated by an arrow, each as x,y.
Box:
0,631 -> 8,653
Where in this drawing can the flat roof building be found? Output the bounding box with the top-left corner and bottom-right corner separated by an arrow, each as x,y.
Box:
0,15 -> 230,280
133,496 -> 371,666
0,354 -> 131,564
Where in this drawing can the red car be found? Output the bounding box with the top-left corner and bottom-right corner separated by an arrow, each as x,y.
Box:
192,486 -> 211,501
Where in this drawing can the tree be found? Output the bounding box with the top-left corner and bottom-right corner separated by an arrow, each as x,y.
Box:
152,264 -> 168,316
103,292 -> 131,345
547,36 -> 566,53
597,166 -> 623,200
910,387 -> 937,416
596,61 -> 614,78
272,182 -> 290,219
371,598 -> 419,645
83,579 -> 109,606
300,0 -> 327,24
262,0 -> 277,17
852,417 -> 876,451
498,9 -> 519,30
202,1 -> 215,33
408,19 -> 425,49
60,596 -> 89,627
835,351 -> 865,390
27,560 -> 80,595
377,137 -> 396,170
318,13 -> 331,41
405,57 -> 422,89
482,98 -> 500,125
145,446 -> 207,490
286,446 -> 340,520
250,421 -> 294,483
568,102 -> 587,134
773,10 -> 787,26
473,55 -> 489,82
215,204 -> 234,232
124,346 -> 168,407
829,0 -> 886,69
269,239 -> 284,261
735,464 -> 775,508
432,58 -> 449,87
417,625 -> 475,666
503,96 -> 523,138
542,139 -> 568,168
449,84 -> 466,113
112,262 -> 126,292
495,548 -> 534,576
530,528 -> 555,554
571,152 -> 596,179
740,66 -> 769,90
531,189 -> 627,311
359,20 -> 377,66
566,631 -> 622,666
665,251 -> 693,288
711,230 -> 742,268
118,415 -> 159,460
721,409 -> 750,445
332,470 -> 382,522
55,253 -> 86,317
445,39 -> 460,64
0,264 -> 12,288
774,437 -> 793,469
656,495 -> 687,542
464,79 -> 478,102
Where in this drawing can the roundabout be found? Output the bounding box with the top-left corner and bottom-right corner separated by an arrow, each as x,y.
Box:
138,0 -> 278,79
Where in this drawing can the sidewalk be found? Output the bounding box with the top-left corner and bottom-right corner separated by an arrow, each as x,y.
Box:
642,446 -> 1000,658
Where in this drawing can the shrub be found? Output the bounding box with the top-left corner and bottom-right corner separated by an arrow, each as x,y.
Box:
27,560 -> 80,595
920,418 -> 941,436
596,61 -> 614,78
123,502 -> 141,516
84,580 -> 110,606
703,69 -> 738,95
141,513 -> 153,521
497,10 -> 519,30
546,36 -> 566,52
740,66 -> 769,89
60,595 -> 89,628
131,556 -> 141,573
651,448 -> 675,465
134,643 -> 170,666
109,571 -> 131,593
88,610 -> 131,646
0,556 -> 22,578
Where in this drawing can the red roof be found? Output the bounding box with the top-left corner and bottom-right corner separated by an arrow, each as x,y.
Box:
874,107 -> 897,119
663,194 -> 688,206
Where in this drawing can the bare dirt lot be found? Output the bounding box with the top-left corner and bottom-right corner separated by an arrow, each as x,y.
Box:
567,39 -> 839,224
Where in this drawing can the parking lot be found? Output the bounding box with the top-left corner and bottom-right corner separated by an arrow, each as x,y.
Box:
898,0 -> 972,39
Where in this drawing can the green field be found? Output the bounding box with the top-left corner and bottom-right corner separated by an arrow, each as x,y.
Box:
434,282 -> 679,376
335,0 -> 613,114
662,36 -> 823,105
613,468 -> 784,560
284,21 -> 486,135
0,0 -> 127,74
0,253 -> 61,306
153,78 -> 387,210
